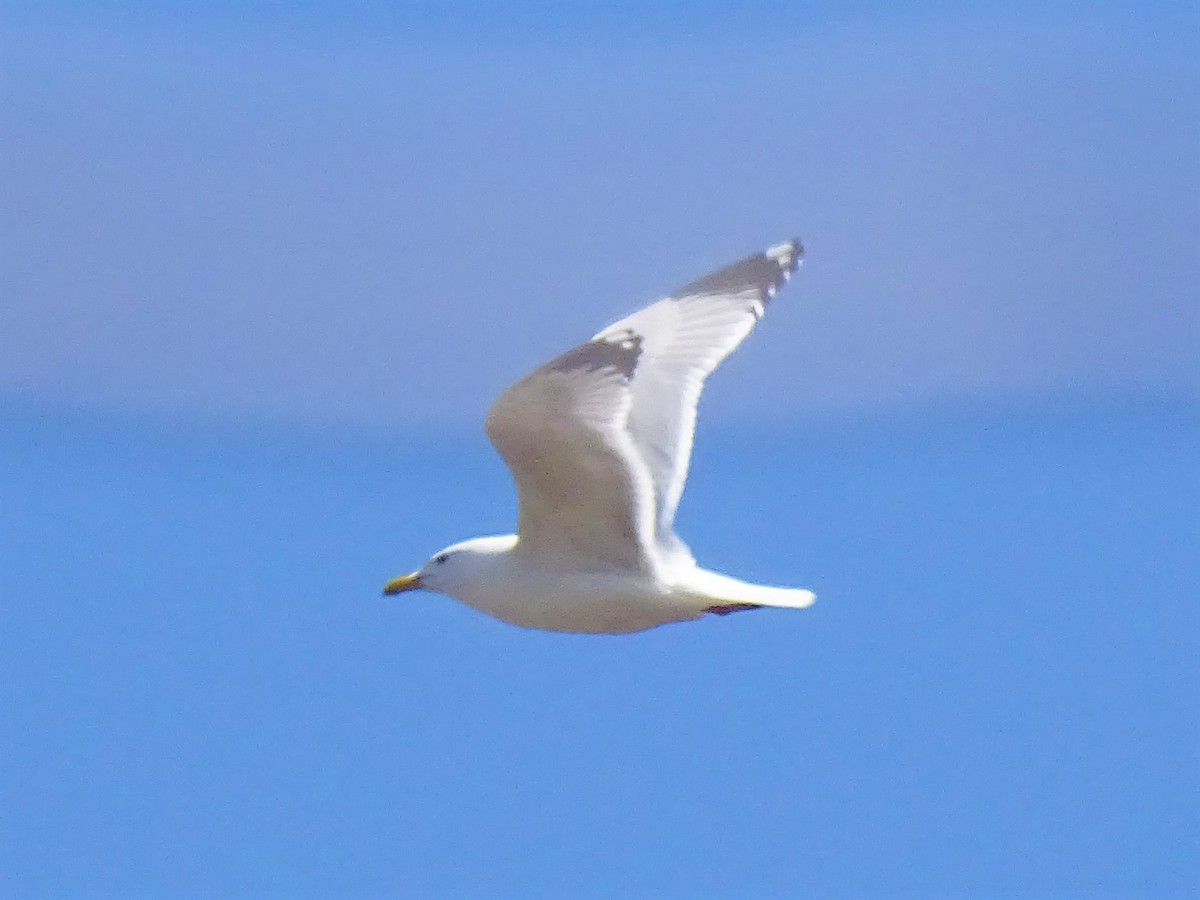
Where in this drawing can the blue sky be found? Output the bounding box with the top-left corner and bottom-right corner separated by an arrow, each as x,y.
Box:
2,1 -> 1196,430
4,400 -> 1196,898
2,3 -> 1198,898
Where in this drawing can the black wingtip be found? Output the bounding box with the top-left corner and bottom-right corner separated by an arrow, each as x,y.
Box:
671,238 -> 805,301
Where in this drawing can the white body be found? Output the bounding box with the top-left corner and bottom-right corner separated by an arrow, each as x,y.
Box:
434,536 -> 815,634
458,556 -> 698,634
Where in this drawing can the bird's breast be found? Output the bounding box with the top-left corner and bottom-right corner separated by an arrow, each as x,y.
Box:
451,569 -> 701,635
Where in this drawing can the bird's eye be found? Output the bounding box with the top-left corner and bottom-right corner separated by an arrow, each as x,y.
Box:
434,553 -> 449,565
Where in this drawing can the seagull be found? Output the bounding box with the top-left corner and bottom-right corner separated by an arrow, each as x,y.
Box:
384,240 -> 816,633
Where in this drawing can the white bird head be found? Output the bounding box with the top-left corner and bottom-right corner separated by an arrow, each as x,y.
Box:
382,535 -> 517,599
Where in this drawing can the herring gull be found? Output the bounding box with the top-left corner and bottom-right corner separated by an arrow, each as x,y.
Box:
383,240 -> 816,633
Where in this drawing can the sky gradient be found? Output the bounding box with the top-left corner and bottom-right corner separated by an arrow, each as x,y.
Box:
2,2 -> 1196,431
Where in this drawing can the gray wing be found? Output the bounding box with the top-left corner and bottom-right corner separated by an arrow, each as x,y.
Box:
592,240 -> 802,550
485,239 -> 802,571
485,332 -> 657,571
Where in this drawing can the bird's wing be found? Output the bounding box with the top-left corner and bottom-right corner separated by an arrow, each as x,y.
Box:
592,240 -> 802,546
485,240 -> 802,572
485,332 -> 657,572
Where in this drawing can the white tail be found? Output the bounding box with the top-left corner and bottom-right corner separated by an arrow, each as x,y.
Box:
679,568 -> 816,612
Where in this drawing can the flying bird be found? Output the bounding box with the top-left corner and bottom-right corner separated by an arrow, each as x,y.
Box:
384,240 -> 816,633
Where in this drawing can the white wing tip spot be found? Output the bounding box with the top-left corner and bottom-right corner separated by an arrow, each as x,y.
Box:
765,239 -> 803,277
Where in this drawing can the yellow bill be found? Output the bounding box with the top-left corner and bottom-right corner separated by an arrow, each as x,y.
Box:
382,572 -> 423,595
